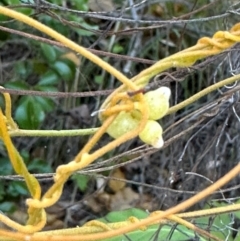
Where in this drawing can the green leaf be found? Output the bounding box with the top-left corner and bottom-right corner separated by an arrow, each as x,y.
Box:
18,7 -> 33,15
99,209 -> 148,223
5,0 -> 20,4
0,202 -> 16,213
13,61 -> 33,78
15,97 -> 45,129
15,99 -> 30,129
4,80 -> 29,90
197,202 -> 234,241
72,174 -> 89,192
33,96 -> 55,112
18,0 -> 34,3
94,75 -> 104,85
75,22 -> 99,37
112,44 -> 124,54
52,61 -> 73,82
0,157 -> 13,175
72,0 -> 88,10
36,85 -> 58,92
69,15 -> 98,37
21,150 -> 30,165
40,43 -> 57,63
38,70 -> 59,86
97,209 -> 207,241
0,14 -> 9,22
7,181 -> 28,197
100,225 -> 207,241
27,158 -> 53,173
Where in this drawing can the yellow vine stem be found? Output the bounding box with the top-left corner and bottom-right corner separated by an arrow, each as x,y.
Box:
1,4 -> 240,241
0,92 -> 149,236
100,23 -> 240,114
0,6 -> 135,91
8,128 -> 99,137
73,215 -> 220,241
0,6 -> 148,238
0,6 -> 149,235
1,14 -> 240,137
6,72 -> 240,138
26,203 -> 240,235
3,162 -> 236,241
0,109 -> 46,233
167,73 -> 240,115
6,70 -> 240,139
2,202 -> 240,240
0,87 -> 18,130
26,96 -> 148,209
150,212 -> 221,241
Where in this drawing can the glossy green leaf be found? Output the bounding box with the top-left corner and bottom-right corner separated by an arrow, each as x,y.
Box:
14,62 -> 28,77
27,158 -> 53,173
112,44 -> 124,54
21,150 -> 30,164
27,99 -> 45,129
99,209 -> 148,223
38,70 -> 59,85
36,85 -> 58,92
197,202 -> 234,241
18,7 -> 33,15
97,209 -> 207,241
0,202 -> 16,213
72,174 -> 89,192
7,181 -> 28,197
15,61 -> 33,77
0,157 -> 13,175
15,97 -> 45,129
52,61 -> 73,82
94,75 -> 104,85
69,15 -> 98,36
14,106 -> 28,128
4,80 -> 29,90
19,0 -> 34,3
100,225 -> 207,241
41,43 -> 57,63
75,22 -> 99,36
33,96 -> 55,112
15,99 -> 29,129
0,14 -> 9,22
4,0 -> 20,4
71,0 -> 88,10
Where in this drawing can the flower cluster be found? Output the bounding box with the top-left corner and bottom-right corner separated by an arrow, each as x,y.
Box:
105,87 -> 171,148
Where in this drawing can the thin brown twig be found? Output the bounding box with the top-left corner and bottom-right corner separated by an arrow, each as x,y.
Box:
0,88 -> 112,98
0,26 -> 155,65
6,1 -> 237,25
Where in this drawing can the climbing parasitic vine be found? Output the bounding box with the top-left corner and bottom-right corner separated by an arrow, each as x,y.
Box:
1,5 -> 240,241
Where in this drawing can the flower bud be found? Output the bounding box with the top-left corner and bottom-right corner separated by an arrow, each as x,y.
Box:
144,86 -> 171,120
106,111 -> 139,139
139,120 -> 164,148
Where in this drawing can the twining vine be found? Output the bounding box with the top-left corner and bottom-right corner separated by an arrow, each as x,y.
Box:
0,5 -> 240,241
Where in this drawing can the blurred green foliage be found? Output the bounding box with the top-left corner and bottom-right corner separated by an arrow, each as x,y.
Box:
0,1 -> 239,239
0,0 -> 98,129
71,173 -> 89,192
98,209 -> 207,241
0,150 -> 52,212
